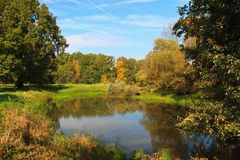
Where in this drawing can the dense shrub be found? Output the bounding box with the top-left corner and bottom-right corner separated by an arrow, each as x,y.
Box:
108,81 -> 141,97
53,134 -> 125,160
0,109 -> 55,159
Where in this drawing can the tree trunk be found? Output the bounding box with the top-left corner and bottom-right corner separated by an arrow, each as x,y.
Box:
15,79 -> 24,88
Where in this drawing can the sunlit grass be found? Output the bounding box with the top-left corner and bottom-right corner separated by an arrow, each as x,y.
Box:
0,83 -> 206,108
0,83 -> 109,106
52,83 -> 109,101
134,92 -> 206,107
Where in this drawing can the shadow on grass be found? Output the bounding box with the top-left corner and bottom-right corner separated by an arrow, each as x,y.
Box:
0,84 -> 70,93
0,94 -> 24,104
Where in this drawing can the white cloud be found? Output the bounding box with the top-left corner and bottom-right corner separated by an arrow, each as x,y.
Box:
58,18 -> 117,36
80,15 -> 115,22
65,33 -> 124,52
122,14 -> 176,28
100,0 -> 158,7
115,0 -> 158,5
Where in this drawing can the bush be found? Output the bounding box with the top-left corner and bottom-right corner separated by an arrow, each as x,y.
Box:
108,81 -> 141,97
0,109 -> 54,159
53,134 -> 125,160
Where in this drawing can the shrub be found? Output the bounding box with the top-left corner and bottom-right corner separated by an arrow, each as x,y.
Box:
0,109 -> 54,159
53,134 -> 125,160
108,81 -> 141,97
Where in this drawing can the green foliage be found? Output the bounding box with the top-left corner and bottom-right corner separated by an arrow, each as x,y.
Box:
116,57 -> 139,84
55,60 -> 80,83
177,102 -> 240,147
137,38 -> 188,93
173,0 -> 240,146
132,148 -> 174,160
0,0 -> 67,87
55,52 -> 115,84
53,134 -> 125,160
132,149 -> 145,160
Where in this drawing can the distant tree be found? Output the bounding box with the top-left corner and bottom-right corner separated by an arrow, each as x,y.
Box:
0,0 -> 67,87
55,60 -> 80,84
55,53 -> 115,84
137,38 -> 187,92
116,57 -> 139,84
116,57 -> 128,81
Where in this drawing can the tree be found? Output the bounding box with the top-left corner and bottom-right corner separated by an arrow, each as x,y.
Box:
0,0 -> 67,87
173,0 -> 240,105
137,38 -> 187,92
54,60 -> 80,84
116,57 -> 139,84
55,53 -> 115,84
173,0 -> 240,145
116,57 -> 128,81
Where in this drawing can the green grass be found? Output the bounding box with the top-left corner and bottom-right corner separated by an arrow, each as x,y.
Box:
51,84 -> 109,101
134,91 -> 206,107
0,83 -> 206,108
0,84 -> 109,112
0,83 -> 109,99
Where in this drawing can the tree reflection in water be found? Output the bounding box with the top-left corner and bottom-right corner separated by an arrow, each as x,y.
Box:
55,98 -> 238,159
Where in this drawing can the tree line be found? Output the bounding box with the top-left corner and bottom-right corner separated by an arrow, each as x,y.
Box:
0,0 -> 188,95
53,38 -> 187,93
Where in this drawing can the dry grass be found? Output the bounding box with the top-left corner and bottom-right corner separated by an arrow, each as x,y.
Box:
0,109 -> 54,159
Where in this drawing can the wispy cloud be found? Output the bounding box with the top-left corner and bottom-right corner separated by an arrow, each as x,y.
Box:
115,0 -> 158,5
80,15 -> 115,22
87,0 -> 119,21
100,0 -> 158,7
58,18 -> 117,36
66,0 -> 118,22
122,14 -> 176,28
65,33 -> 124,52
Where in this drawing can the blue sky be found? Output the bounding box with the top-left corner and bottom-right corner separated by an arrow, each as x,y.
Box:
39,0 -> 188,59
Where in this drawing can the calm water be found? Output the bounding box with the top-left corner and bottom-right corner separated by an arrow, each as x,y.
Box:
55,98 -> 238,159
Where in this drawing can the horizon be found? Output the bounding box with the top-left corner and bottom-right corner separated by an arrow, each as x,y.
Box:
39,0 -> 188,60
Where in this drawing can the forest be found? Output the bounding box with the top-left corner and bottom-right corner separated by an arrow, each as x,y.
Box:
0,0 -> 240,160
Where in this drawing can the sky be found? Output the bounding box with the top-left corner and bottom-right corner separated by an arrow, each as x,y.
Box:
39,0 -> 188,59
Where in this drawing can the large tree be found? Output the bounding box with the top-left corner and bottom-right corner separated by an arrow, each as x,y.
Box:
137,38 -> 187,92
0,0 -> 67,87
173,0 -> 240,145
173,0 -> 240,105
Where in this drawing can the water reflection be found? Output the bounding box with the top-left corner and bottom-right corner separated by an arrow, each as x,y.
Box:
55,98 -> 231,159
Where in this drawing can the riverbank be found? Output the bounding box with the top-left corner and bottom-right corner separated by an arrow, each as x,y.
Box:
0,83 -> 206,159
0,84 -> 125,159
0,83 -> 205,109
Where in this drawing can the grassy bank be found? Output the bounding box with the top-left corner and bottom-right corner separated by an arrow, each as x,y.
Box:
134,92 -> 205,107
0,84 -> 109,107
0,83 -> 205,109
0,83 -> 206,159
0,84 -> 125,160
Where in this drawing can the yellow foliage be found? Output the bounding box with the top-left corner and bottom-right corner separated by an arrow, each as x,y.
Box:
138,38 -> 187,92
116,59 -> 127,81
100,74 -> 109,83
